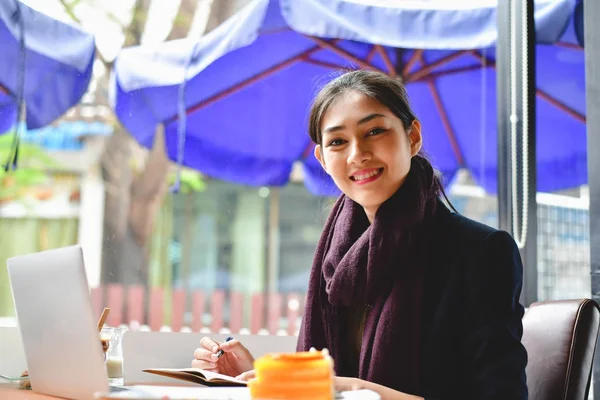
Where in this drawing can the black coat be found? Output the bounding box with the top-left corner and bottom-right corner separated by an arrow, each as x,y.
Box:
419,203 -> 528,399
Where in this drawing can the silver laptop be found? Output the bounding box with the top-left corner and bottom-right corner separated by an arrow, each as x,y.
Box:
7,245 -> 119,400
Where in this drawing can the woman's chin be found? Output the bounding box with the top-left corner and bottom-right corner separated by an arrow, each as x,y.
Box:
349,194 -> 385,211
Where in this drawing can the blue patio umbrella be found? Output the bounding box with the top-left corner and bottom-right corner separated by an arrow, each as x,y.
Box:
0,91 -> 16,134
111,0 -> 578,196
0,0 -> 96,133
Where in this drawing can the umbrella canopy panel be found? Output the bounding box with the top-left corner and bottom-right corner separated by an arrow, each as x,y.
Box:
0,0 -> 96,132
113,0 -> 578,196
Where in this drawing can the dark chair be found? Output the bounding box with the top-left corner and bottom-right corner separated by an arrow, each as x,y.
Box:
522,299 -> 600,400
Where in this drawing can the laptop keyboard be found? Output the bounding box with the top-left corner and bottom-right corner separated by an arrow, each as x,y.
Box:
109,385 -> 132,393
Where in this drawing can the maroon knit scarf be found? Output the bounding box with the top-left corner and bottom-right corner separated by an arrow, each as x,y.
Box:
297,157 -> 439,395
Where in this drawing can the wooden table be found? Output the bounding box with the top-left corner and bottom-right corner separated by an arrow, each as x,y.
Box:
0,382 -> 203,399
0,384 -> 56,399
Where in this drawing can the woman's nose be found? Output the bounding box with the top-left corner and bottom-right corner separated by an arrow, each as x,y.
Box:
347,141 -> 371,165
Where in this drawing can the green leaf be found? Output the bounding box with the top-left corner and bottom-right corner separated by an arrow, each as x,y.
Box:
0,131 -> 64,201
0,132 -> 62,169
168,168 -> 205,193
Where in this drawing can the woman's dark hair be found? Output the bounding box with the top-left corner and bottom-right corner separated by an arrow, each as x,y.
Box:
309,69 -> 416,145
308,69 -> 456,211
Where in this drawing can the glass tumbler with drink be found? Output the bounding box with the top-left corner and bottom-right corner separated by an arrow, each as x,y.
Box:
100,327 -> 126,385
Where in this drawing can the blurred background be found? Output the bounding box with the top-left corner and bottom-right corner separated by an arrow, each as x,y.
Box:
0,0 -> 588,339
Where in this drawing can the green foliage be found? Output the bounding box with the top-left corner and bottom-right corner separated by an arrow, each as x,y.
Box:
0,132 -> 61,168
0,132 -> 62,200
168,168 -> 205,194
0,169 -> 48,200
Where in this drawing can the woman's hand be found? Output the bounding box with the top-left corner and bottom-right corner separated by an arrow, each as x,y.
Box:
236,369 -> 256,381
335,377 -> 364,392
335,377 -> 423,400
192,337 -> 255,377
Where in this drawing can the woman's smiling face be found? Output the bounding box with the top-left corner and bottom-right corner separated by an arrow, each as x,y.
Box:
315,90 -> 422,220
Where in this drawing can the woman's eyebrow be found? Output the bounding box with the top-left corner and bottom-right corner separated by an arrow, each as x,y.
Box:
357,113 -> 385,125
323,113 -> 386,133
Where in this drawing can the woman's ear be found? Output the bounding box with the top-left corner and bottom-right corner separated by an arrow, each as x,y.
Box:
314,145 -> 328,173
409,120 -> 423,156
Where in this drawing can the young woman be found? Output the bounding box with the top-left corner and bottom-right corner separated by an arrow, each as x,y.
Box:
192,70 -> 528,400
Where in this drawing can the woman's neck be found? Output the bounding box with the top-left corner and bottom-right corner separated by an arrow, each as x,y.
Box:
363,207 -> 377,224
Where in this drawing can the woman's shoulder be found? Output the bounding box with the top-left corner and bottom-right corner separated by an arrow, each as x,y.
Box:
432,202 -> 519,257
434,202 -> 495,240
427,203 -> 523,290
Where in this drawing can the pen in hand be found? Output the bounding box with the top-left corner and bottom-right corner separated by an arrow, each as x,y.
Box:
216,336 -> 234,358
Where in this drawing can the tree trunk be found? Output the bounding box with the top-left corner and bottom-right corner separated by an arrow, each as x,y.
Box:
101,124 -> 170,285
124,0 -> 152,47
166,0 -> 201,41
205,0 -> 252,32
100,0 -> 204,287
100,128 -> 133,284
99,0 -> 249,287
99,0 -> 152,286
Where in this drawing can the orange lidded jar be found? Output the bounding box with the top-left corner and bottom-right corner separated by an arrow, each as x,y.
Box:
248,350 -> 334,400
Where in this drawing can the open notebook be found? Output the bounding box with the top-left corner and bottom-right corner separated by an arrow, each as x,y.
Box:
142,368 -> 247,387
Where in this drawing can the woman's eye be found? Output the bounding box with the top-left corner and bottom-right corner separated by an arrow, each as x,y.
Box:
327,138 -> 345,147
367,128 -> 385,136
